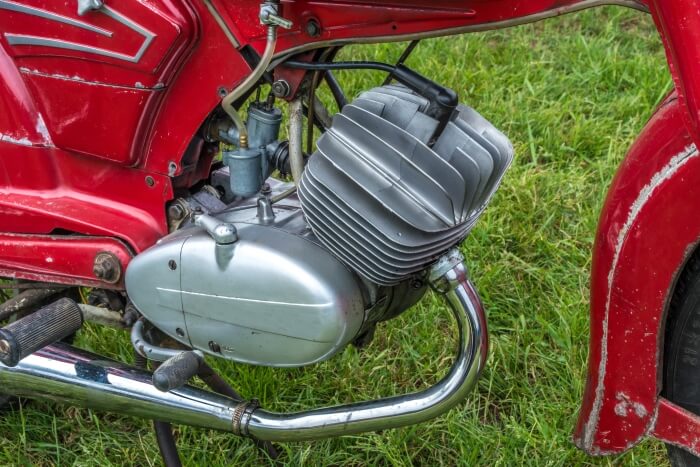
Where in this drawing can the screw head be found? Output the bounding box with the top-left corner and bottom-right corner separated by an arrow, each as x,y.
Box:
0,339 -> 10,355
168,260 -> 177,270
209,341 -> 222,353
145,176 -> 155,187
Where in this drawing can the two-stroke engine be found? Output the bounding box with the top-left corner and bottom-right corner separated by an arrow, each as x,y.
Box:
126,82 -> 512,367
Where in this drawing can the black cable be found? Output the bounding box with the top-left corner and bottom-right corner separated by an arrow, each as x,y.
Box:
283,60 -> 395,73
324,71 -> 348,109
383,40 -> 420,86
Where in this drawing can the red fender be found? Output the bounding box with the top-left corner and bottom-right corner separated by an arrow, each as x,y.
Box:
574,93 -> 700,454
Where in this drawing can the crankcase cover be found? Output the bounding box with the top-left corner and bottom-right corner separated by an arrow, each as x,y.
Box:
126,214 -> 366,367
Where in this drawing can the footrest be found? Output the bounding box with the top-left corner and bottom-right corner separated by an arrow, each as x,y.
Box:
0,298 -> 83,367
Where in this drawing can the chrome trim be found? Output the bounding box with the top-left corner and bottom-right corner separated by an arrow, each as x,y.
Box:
2,4 -> 155,64
100,6 -> 154,64
0,342 -> 241,431
269,0 -> 648,66
0,0 -> 111,37
203,0 -> 240,49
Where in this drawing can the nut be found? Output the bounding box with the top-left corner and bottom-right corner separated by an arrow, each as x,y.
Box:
168,203 -> 186,221
93,252 -> 122,284
271,80 -> 290,98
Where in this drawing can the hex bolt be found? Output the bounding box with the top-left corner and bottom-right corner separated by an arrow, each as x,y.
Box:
271,80 -> 290,98
168,204 -> 186,221
209,341 -> 222,353
93,253 -> 122,284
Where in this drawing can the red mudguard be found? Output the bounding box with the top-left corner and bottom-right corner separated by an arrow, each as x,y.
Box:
574,92 -> 700,454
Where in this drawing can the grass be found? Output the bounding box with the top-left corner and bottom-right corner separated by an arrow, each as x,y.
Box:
0,6 -> 675,466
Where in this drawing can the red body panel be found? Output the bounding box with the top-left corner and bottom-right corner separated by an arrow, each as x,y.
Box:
2,0 -> 700,457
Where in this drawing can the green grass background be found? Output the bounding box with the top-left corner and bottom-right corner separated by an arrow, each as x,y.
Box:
0,6 -> 675,466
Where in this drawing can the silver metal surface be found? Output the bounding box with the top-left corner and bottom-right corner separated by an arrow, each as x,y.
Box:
259,2 -> 293,30
0,251 -> 487,442
195,214 -> 238,244
242,251 -> 488,440
126,204 -> 366,367
298,85 -> 513,285
0,342 -> 241,431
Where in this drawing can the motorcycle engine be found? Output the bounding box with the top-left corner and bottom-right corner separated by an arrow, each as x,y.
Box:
126,83 -> 512,367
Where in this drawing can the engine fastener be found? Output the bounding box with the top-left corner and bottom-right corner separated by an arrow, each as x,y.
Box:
271,80 -> 290,98
168,203 -> 186,221
305,19 -> 321,37
168,260 -> 177,271
145,176 -> 155,187
93,252 -> 122,284
176,328 -> 185,337
0,339 -> 9,355
208,341 -> 222,353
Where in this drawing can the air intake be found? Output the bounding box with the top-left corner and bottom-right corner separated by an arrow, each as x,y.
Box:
298,85 -> 513,285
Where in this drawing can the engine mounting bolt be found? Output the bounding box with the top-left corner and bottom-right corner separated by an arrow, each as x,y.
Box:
209,341 -> 222,353
271,80 -> 290,98
305,19 -> 321,37
168,204 -> 186,221
93,252 -> 121,284
410,278 -> 424,290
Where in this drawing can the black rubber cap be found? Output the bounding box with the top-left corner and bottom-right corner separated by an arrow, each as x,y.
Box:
152,351 -> 202,392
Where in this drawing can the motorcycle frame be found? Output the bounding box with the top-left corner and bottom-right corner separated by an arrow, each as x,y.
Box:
1,0 -> 700,456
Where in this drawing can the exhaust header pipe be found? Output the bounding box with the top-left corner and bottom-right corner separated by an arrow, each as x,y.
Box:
0,251 -> 487,442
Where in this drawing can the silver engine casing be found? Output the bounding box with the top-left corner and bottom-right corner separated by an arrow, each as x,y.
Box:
126,195 -> 366,367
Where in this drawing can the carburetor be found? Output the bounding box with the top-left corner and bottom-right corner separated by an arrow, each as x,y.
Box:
209,98 -> 291,198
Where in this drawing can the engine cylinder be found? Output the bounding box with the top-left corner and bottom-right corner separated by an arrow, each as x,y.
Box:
297,84 -> 513,285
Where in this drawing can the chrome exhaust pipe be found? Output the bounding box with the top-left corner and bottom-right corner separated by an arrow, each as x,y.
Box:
0,342 -> 243,432
0,251 -> 487,441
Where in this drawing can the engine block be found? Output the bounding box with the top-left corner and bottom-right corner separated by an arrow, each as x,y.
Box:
298,85 -> 513,285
